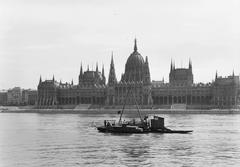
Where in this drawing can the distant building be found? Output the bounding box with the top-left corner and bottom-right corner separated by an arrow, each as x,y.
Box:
152,61 -> 213,108
22,89 -> 38,105
0,90 -> 7,105
37,39 -> 240,109
2,88 -> 37,106
37,66 -> 106,108
169,60 -> 193,86
7,87 -> 22,105
212,72 -> 240,108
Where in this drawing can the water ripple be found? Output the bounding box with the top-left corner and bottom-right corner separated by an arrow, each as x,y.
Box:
1,113 -> 240,166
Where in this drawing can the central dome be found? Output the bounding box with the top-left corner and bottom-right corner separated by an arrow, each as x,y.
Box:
125,39 -> 144,70
122,39 -> 146,82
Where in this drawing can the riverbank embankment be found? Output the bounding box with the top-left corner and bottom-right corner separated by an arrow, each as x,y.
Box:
1,107 -> 240,114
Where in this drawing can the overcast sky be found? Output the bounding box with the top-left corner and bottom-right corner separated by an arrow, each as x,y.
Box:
0,0 -> 240,89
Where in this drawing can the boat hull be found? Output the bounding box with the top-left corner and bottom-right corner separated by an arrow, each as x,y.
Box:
97,126 -> 147,134
97,126 -> 192,134
151,129 -> 193,134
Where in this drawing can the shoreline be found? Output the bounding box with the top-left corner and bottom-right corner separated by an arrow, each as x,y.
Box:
1,108 -> 240,114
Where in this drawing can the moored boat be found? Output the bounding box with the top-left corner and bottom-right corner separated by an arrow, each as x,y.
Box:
96,89 -> 193,134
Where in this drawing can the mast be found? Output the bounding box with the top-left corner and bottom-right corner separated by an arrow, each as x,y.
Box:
118,86 -> 143,124
118,87 -> 130,124
133,93 -> 143,122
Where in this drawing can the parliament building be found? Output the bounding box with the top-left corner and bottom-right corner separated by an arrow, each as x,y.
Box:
37,39 -> 240,109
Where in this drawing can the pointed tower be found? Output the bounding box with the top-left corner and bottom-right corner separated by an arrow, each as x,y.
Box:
134,38 -> 137,52
108,52 -> 117,86
144,56 -> 151,84
79,63 -> 83,85
170,59 -> 173,72
71,79 -> 73,85
215,71 -> 218,80
96,62 -> 98,73
52,75 -> 55,82
169,60 -> 174,84
189,58 -> 192,71
39,75 -> 42,85
102,64 -> 106,85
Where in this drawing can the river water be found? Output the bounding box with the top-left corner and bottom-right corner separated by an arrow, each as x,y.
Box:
0,113 -> 240,167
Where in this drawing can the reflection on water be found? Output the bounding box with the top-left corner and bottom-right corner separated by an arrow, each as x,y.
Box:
0,113 -> 240,166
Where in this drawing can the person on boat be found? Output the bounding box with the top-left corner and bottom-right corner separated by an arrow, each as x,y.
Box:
132,119 -> 135,125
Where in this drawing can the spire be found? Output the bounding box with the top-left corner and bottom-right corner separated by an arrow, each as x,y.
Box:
71,79 -> 73,85
170,59 -> 173,72
87,65 -> 89,71
96,62 -> 98,72
102,64 -> 106,85
144,56 -> 151,84
111,51 -> 114,65
233,69 -> 235,76
52,75 -> 55,82
134,38 -> 137,52
39,75 -> 42,84
108,53 -> 117,86
189,58 -> 192,69
215,71 -> 218,80
80,62 -> 83,76
79,63 -> 83,85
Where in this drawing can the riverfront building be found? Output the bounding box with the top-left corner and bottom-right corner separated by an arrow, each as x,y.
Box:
37,40 -> 240,109
0,88 -> 37,106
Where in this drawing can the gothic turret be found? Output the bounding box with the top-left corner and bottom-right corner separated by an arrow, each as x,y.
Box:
79,63 -> 83,85
39,75 -> 42,84
134,38 -> 137,52
144,56 -> 151,84
108,53 -> 117,86
102,65 -> 106,84
169,59 -> 193,86
96,63 -> 98,73
170,59 -> 174,72
189,59 -> 192,71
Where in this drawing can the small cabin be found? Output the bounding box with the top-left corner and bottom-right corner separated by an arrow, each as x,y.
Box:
150,116 -> 165,130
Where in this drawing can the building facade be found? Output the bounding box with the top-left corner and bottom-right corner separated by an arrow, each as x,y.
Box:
212,73 -> 240,108
0,90 -> 7,105
7,87 -> 22,105
22,89 -> 38,105
0,88 -> 38,106
37,39 -> 240,109
152,61 -> 213,109
37,66 -> 107,108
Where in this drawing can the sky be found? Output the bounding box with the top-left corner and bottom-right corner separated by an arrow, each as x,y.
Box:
0,0 -> 240,89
